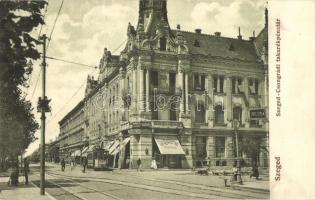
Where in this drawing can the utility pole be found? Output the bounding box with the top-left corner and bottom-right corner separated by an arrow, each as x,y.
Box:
37,34 -> 51,195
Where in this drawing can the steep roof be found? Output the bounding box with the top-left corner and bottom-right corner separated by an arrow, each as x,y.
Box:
173,30 -> 259,62
254,27 -> 267,57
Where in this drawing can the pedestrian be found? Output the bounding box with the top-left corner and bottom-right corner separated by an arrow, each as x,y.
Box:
82,157 -> 87,173
61,158 -> 65,172
24,158 -> 29,185
250,164 -> 259,180
70,158 -> 74,171
8,159 -> 19,186
151,159 -> 157,170
126,157 -> 130,169
231,164 -> 238,182
137,158 -> 142,172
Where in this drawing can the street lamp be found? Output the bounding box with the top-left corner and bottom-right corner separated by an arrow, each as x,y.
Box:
233,119 -> 243,185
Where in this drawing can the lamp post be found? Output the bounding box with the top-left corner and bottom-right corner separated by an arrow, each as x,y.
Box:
233,119 -> 243,184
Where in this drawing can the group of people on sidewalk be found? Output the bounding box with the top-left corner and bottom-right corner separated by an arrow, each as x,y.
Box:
7,158 -> 29,186
60,157 -> 88,173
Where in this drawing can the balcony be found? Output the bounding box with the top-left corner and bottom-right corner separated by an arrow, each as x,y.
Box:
151,120 -> 183,129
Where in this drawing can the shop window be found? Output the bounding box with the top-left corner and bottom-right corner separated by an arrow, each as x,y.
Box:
160,37 -> 166,51
249,78 -> 259,95
233,107 -> 242,125
196,136 -> 207,159
250,119 -> 260,128
215,137 -> 225,158
232,77 -> 243,94
214,105 -> 224,125
213,76 -> 224,93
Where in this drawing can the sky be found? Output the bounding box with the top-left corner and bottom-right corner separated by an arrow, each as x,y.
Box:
25,0 -> 266,156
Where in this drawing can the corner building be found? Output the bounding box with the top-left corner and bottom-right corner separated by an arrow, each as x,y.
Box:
58,0 -> 269,169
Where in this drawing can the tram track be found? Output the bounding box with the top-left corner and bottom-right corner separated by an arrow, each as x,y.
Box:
29,165 -> 267,200
44,170 -> 263,199
32,173 -> 122,200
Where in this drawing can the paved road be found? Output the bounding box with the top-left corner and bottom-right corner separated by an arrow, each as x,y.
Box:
29,164 -> 268,200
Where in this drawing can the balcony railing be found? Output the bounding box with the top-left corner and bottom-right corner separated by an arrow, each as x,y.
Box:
151,120 -> 183,129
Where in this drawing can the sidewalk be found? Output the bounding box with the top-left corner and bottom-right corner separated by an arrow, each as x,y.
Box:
0,175 -> 55,200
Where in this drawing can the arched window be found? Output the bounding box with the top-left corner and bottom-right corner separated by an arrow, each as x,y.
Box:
160,37 -> 166,51
214,105 -> 224,125
233,106 -> 242,125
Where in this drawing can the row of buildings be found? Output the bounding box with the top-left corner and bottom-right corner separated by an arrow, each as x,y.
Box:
49,0 -> 269,170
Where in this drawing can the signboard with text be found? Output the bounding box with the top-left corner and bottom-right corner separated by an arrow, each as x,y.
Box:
250,109 -> 266,119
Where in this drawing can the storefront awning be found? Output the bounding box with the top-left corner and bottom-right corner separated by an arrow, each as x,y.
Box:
154,136 -> 185,155
109,140 -> 120,155
87,145 -> 95,152
71,149 -> 81,157
109,138 -> 130,156
81,146 -> 89,157
103,141 -> 114,151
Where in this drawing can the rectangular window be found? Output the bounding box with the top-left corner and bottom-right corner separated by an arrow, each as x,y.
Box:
213,76 -> 224,93
194,73 -> 205,91
151,71 -> 158,89
169,72 -> 176,93
195,103 -> 206,123
249,78 -> 259,95
219,76 -> 224,93
215,137 -> 225,158
232,77 -> 243,94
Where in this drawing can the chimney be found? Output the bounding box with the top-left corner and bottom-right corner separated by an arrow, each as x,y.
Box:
214,32 -> 221,37
195,29 -> 202,34
238,27 -> 242,40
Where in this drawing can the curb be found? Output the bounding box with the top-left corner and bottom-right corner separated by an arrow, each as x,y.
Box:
30,181 -> 57,200
231,184 -> 269,194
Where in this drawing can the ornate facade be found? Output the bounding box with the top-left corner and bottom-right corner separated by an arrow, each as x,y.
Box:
56,0 -> 268,169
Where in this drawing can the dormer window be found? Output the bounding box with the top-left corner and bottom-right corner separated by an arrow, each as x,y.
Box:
194,39 -> 200,47
160,37 -> 166,51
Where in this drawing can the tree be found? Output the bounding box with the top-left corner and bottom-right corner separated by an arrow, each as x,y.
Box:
238,136 -> 268,167
0,0 -> 46,170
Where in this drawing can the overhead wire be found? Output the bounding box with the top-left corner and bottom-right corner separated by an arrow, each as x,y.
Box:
45,39 -> 127,133
46,56 -> 98,69
30,68 -> 42,100
47,0 -> 64,50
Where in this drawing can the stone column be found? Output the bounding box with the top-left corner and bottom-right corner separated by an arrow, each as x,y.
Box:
207,75 -> 214,127
145,69 -> 150,112
180,133 -> 193,168
185,73 -> 189,113
119,68 -> 125,121
207,136 -> 215,167
225,136 -> 234,166
138,67 -> 144,112
204,76 -> 209,122
226,77 -> 232,127
177,69 -> 184,113
132,66 -> 137,113
243,78 -> 249,128
139,134 -> 152,169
